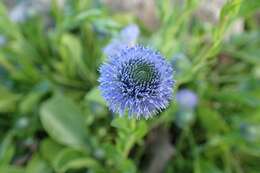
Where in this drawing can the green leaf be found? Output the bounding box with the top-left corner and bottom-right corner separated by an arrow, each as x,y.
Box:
219,0 -> 241,22
111,117 -> 148,157
0,166 -> 25,173
118,159 -> 137,173
63,9 -> 102,30
0,86 -> 21,113
85,87 -> 106,106
102,144 -> 136,173
53,148 -> 101,172
196,159 -> 222,173
26,154 -> 52,173
58,33 -> 95,82
133,121 -> 148,140
40,94 -> 89,150
0,132 -> 15,165
75,9 -> 102,22
0,3 -> 20,38
212,90 -> 260,107
40,138 -> 64,167
198,106 -> 229,134
19,91 -> 45,114
239,0 -> 260,17
111,117 -> 131,132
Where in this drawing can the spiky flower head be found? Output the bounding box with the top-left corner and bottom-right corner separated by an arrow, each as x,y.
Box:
99,46 -> 174,119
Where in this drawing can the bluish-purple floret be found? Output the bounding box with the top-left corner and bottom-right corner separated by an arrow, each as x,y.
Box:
103,24 -> 140,57
0,35 -> 6,46
119,24 -> 139,43
176,89 -> 198,109
99,45 -> 174,119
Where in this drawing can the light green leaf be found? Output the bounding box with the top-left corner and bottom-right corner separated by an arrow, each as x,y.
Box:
0,86 -> 21,113
40,138 -> 64,167
0,132 -> 15,165
198,106 -> 229,134
53,148 -> 101,173
196,159 -> 222,173
0,166 -> 25,173
26,154 -> 52,173
239,0 -> 260,17
19,91 -> 45,114
85,87 -> 106,106
40,94 -> 89,150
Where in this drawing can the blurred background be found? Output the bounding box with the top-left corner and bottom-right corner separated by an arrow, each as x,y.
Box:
0,0 -> 260,173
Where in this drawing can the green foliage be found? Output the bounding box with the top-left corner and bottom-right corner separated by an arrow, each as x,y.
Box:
0,0 -> 260,172
40,94 -> 89,150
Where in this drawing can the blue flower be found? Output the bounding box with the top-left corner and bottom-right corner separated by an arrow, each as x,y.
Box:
0,35 -> 6,46
103,24 -> 140,58
119,24 -> 139,44
99,46 -> 174,119
176,89 -> 198,109
9,3 -> 28,23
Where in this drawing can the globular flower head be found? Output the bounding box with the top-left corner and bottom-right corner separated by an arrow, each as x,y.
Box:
103,24 -> 140,57
9,3 -> 28,23
119,24 -> 140,44
176,89 -> 198,109
99,46 -> 174,119
0,35 -> 6,46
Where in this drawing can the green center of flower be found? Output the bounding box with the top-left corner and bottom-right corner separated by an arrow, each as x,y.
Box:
132,63 -> 155,84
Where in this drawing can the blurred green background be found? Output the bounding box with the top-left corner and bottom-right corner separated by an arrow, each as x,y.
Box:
0,0 -> 260,173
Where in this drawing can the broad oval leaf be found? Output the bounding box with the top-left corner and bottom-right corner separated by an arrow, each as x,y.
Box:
40,94 -> 89,150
